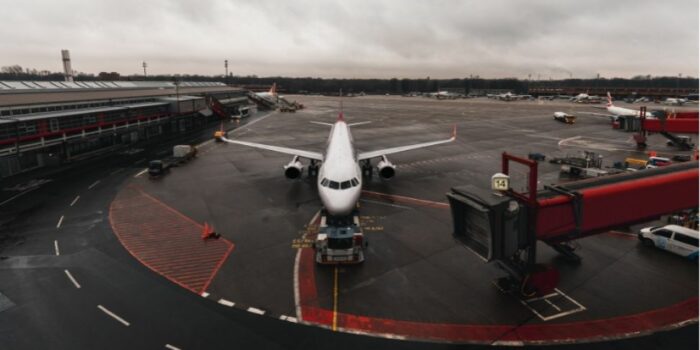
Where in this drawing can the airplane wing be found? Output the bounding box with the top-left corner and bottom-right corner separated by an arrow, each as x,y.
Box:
310,121 -> 334,126
220,136 -> 323,161
347,121 -> 372,127
357,126 -> 456,161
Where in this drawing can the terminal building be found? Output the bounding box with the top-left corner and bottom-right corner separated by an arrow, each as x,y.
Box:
0,81 -> 250,178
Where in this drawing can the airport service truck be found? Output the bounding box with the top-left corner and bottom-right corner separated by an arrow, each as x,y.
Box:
314,213 -> 366,264
148,145 -> 197,177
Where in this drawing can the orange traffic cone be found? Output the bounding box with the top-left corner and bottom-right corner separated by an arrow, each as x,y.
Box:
202,222 -> 220,240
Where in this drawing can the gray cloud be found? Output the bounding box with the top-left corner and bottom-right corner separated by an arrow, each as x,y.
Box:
0,0 -> 697,78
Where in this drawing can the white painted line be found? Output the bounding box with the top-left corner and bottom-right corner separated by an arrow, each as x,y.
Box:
54,240 -> 60,256
280,315 -> 298,323
165,344 -> 181,350
133,168 -> 148,178
88,180 -> 101,190
200,292 -> 210,298
64,269 -> 81,288
56,215 -> 64,229
70,195 -> 80,207
544,298 -> 562,312
520,288 -> 586,322
492,340 -> 525,346
218,299 -> 235,307
247,307 -> 265,315
97,305 -> 130,326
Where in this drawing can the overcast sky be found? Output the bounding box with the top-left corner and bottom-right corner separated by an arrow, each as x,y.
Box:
1,0 -> 697,79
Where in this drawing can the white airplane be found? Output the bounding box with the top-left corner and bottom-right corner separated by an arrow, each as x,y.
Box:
570,92 -> 602,103
489,92 -> 530,101
662,97 -> 687,106
581,92 -> 655,121
603,92 -> 654,117
218,112 -> 456,217
255,83 -> 279,105
429,90 -> 461,99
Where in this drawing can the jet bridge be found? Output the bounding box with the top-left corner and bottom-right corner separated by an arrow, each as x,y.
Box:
447,153 -> 698,296
632,107 -> 698,149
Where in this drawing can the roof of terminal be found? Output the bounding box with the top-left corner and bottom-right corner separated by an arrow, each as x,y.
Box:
0,81 -> 242,107
0,101 -> 170,123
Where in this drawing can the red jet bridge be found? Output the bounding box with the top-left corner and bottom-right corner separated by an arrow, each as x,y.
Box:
632,107 -> 698,150
447,153 -> 698,296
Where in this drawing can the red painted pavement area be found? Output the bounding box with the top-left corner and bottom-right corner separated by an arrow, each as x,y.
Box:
109,185 -> 234,294
299,299 -> 698,344
297,191 -> 699,343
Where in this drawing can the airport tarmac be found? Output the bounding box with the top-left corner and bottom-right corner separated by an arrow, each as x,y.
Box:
112,96 -> 698,345
1,96 -> 697,349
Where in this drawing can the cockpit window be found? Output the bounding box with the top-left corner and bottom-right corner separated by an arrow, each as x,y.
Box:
340,181 -> 351,189
321,178 -> 330,187
329,181 -> 340,189
350,178 -> 359,186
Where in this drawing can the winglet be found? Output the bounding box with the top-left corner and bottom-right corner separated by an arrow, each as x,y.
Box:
451,124 -> 457,140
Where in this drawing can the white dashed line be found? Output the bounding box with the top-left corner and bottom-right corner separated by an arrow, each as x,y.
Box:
97,305 -> 130,326
64,269 -> 81,288
218,299 -> 235,307
200,292 -> 210,298
70,195 -> 80,207
54,240 -> 60,256
492,340 -> 525,346
247,307 -> 265,315
56,215 -> 64,229
133,169 -> 148,178
280,315 -> 298,323
165,344 -> 181,350
88,180 -> 101,190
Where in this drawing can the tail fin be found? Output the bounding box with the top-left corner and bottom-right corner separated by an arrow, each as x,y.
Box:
338,89 -> 344,122
269,83 -> 277,95
606,92 -> 613,107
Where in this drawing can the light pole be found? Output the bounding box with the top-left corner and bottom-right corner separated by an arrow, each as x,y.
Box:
142,61 -> 147,78
224,60 -> 228,84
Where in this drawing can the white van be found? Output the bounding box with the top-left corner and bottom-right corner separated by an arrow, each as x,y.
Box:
638,224 -> 699,261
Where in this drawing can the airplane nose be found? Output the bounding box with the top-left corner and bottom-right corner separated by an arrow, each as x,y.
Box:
325,201 -> 354,216
318,187 -> 360,217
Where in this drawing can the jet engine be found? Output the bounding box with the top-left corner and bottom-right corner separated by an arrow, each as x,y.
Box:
284,157 -> 304,179
377,156 -> 396,179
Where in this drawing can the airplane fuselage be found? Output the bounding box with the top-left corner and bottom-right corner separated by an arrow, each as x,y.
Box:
317,120 -> 362,217
606,105 -> 653,117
